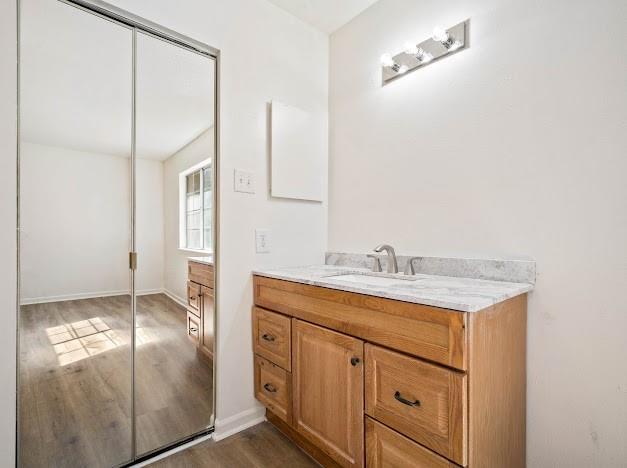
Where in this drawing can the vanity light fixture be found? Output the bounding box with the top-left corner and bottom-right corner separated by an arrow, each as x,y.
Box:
403,41 -> 419,55
405,43 -> 433,64
433,26 -> 463,51
381,19 -> 468,85
432,26 -> 452,47
381,53 -> 406,74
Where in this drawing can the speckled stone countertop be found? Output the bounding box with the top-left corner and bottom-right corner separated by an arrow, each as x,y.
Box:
252,265 -> 533,313
188,256 -> 213,266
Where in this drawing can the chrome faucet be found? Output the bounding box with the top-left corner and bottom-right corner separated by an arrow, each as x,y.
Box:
404,257 -> 421,275
373,244 -> 398,273
366,254 -> 382,272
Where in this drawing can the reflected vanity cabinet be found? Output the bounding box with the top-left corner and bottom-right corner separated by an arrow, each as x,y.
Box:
252,275 -> 527,468
187,260 -> 214,360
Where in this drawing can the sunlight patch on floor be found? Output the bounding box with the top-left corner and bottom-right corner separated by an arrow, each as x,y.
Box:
46,318 -> 158,366
47,318 -> 124,366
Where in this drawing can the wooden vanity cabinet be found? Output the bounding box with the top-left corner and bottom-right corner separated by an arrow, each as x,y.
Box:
252,275 -> 527,468
187,260 -> 214,362
200,285 -> 214,360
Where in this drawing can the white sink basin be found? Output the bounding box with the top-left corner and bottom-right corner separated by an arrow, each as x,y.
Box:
325,273 -> 419,287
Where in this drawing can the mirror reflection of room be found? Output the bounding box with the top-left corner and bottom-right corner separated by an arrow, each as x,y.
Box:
135,31 -> 215,457
18,1 -> 216,466
19,2 -> 134,466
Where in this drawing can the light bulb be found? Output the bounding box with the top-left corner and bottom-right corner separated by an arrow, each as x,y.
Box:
380,53 -> 395,68
403,42 -> 418,55
432,26 -> 449,42
397,64 -> 409,74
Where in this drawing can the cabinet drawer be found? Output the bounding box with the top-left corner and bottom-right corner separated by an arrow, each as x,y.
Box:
365,344 -> 467,465
187,281 -> 201,316
253,307 -> 291,371
254,355 -> 291,424
253,276 -> 466,370
366,418 -> 458,468
186,311 -> 200,345
188,261 -> 214,288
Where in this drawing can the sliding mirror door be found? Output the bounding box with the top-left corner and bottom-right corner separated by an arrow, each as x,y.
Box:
134,31 -> 216,456
19,0 -> 134,466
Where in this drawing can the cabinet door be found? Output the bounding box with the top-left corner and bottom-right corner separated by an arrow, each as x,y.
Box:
292,319 -> 364,468
200,286 -> 214,360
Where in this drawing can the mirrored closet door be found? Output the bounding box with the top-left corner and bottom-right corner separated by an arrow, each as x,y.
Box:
18,1 -> 217,466
134,31 -> 216,457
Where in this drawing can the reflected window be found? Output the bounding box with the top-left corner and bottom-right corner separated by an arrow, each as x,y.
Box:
180,159 -> 212,252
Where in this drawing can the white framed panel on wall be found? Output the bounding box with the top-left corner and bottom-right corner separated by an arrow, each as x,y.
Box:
270,100 -> 324,202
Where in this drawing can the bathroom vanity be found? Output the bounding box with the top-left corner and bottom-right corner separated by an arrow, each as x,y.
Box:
187,257 -> 215,361
251,261 -> 533,467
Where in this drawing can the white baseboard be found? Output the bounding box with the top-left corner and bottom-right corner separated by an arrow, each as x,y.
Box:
21,288 -> 164,305
163,289 -> 187,308
135,288 -> 164,297
213,407 -> 266,442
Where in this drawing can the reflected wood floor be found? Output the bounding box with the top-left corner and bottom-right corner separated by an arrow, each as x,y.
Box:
19,293 -> 213,468
150,422 -> 318,467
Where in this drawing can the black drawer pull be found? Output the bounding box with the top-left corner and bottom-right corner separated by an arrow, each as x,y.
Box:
189,327 -> 198,333
350,357 -> 360,366
190,296 -> 197,301
394,391 -> 420,407
262,334 -> 276,342
263,383 -> 277,393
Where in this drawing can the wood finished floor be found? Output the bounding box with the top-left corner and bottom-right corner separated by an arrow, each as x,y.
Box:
19,293 -> 213,468
149,422 -> 318,468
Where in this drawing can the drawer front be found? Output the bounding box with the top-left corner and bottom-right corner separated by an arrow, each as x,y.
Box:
254,355 -> 291,424
253,276 -> 466,370
253,307 -> 291,371
365,344 -> 467,465
200,286 -> 215,361
188,261 -> 214,288
366,418 -> 458,468
186,311 -> 200,345
187,281 -> 201,316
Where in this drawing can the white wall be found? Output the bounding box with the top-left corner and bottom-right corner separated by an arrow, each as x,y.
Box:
136,158 -> 165,294
163,129 -> 213,303
108,0 -> 329,437
20,142 -> 130,302
0,0 -> 17,463
329,0 -> 627,466
19,143 -> 164,302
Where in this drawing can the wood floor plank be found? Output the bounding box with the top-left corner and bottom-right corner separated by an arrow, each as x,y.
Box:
150,422 -> 319,468
19,293 -> 213,468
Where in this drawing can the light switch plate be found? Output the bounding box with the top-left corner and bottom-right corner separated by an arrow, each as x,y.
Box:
234,169 -> 254,194
255,229 -> 270,253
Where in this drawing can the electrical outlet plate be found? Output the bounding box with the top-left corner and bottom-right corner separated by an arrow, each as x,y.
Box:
255,229 -> 270,253
234,169 -> 254,193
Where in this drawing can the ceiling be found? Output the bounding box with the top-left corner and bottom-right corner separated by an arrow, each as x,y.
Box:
20,0 -> 214,161
266,0 -> 379,34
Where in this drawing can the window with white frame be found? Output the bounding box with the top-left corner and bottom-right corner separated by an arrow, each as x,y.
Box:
179,160 -> 212,252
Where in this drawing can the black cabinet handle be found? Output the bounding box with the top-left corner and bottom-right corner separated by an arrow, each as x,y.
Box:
263,383 -> 277,393
189,327 -> 198,333
350,357 -> 360,366
190,296 -> 197,301
262,334 -> 275,342
394,391 -> 420,407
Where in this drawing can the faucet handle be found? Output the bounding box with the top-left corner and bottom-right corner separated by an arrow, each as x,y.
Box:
366,254 -> 382,272
404,257 -> 421,275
